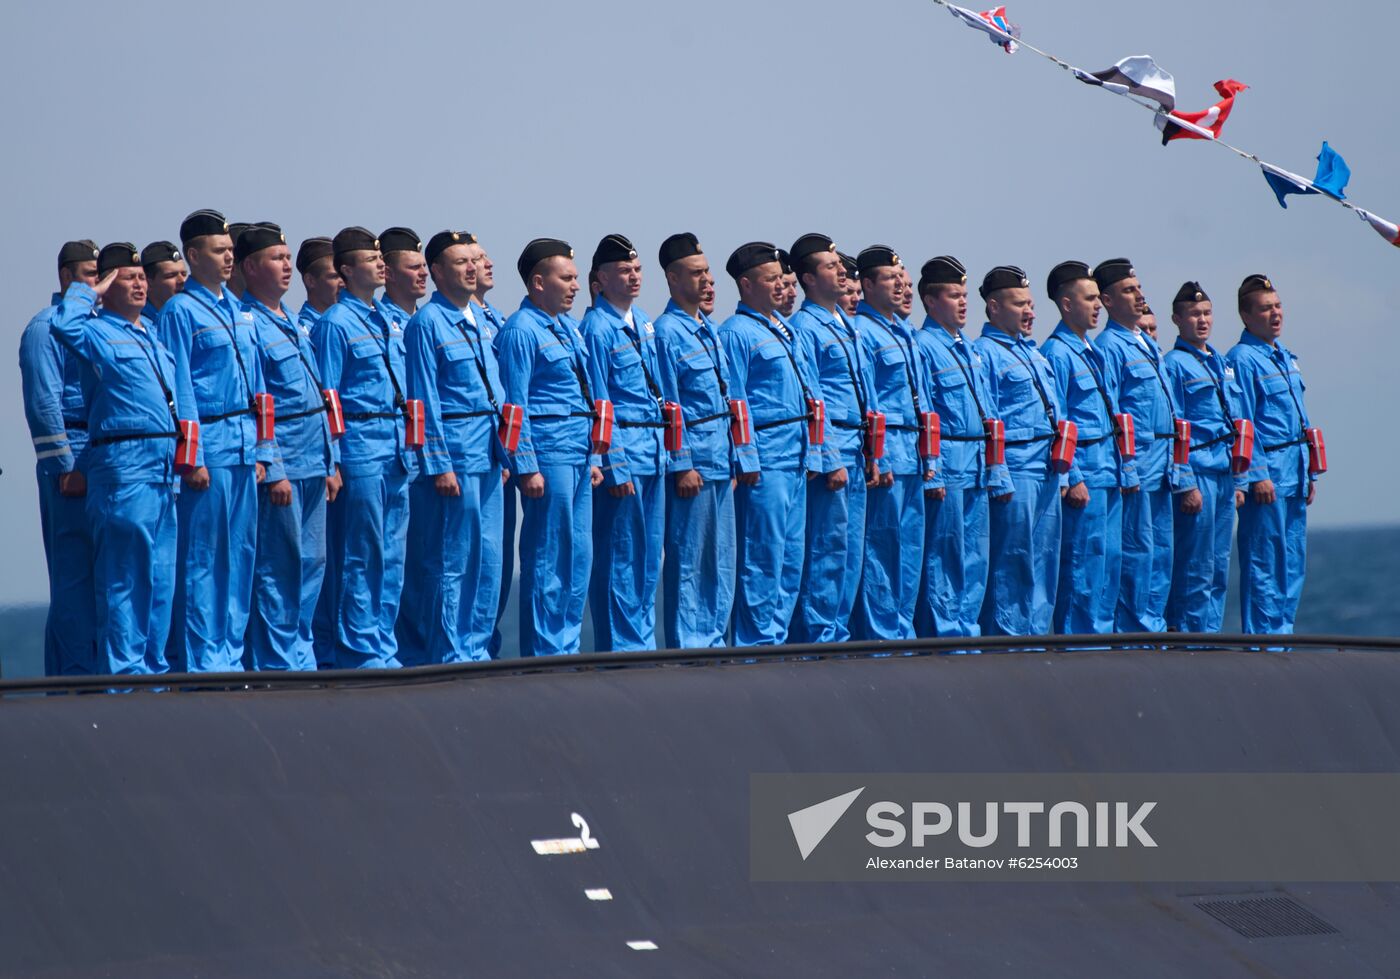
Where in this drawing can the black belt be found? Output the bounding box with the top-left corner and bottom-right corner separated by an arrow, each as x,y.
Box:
442,410 -> 493,420
1193,431 -> 1236,451
830,419 -> 866,431
1078,434 -> 1109,446
531,411 -> 596,422
887,424 -> 918,433
1263,437 -> 1307,452
753,414 -> 810,432
200,407 -> 252,423
279,403 -> 330,422
1152,432 -> 1176,440
942,434 -> 984,442
64,419 -> 87,430
688,410 -> 729,425
91,431 -> 178,447
1004,433 -> 1054,446
616,420 -> 667,429
344,411 -> 398,420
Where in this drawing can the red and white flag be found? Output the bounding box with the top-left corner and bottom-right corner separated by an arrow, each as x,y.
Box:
1156,79 -> 1247,144
944,3 -> 1020,54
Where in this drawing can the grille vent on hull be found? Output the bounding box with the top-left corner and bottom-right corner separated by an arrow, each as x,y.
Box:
1195,896 -> 1340,939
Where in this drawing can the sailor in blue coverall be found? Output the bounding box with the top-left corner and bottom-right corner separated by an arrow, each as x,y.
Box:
581,235 -> 668,652
49,246 -> 198,675
975,265 -> 1065,636
240,224 -> 339,671
1041,261 -> 1138,635
1227,274 -> 1319,635
1092,258 -> 1195,632
400,231 -> 509,664
158,209 -> 273,672
914,256 -> 1011,638
1164,282 -> 1247,633
19,240 -> 99,675
496,239 -> 603,657
140,241 -> 187,324
788,234 -> 877,644
295,237 -> 341,332
853,246 -> 932,640
653,233 -> 759,648
379,227 -> 427,327
720,242 -> 832,646
312,227 -> 420,668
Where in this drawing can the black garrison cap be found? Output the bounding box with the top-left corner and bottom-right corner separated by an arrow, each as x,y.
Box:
140,241 -> 181,269
517,238 -> 574,283
839,252 -> 858,278
425,230 -> 477,266
179,209 -> 229,245
777,249 -> 794,275
789,233 -> 837,271
1092,257 -> 1137,291
725,242 -> 782,280
97,242 -> 142,277
1172,281 -> 1211,307
919,255 -> 968,293
1046,260 -> 1092,300
379,227 -> 422,255
332,227 -> 380,261
979,264 -> 1031,300
234,223 -> 286,263
1238,274 -> 1275,301
856,245 -> 902,277
227,222 -> 252,250
658,232 -> 703,270
296,237 -> 334,273
591,233 -> 638,270
58,239 -> 99,270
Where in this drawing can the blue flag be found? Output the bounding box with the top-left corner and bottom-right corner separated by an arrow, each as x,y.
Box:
1313,141 -> 1350,199
1261,162 -> 1317,209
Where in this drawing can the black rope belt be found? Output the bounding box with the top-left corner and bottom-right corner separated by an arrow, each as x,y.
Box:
530,411 -> 595,422
616,420 -> 667,429
1077,434 -> 1110,446
344,411 -> 398,420
1152,432 -> 1176,440
830,419 -> 866,431
442,410 -> 494,420
199,407 -> 251,423
1193,431 -> 1237,451
91,431 -> 178,447
753,415 -> 810,432
279,404 -> 330,422
942,434 -> 984,442
1004,433 -> 1054,446
886,423 -> 919,433
688,410 -> 729,425
1263,437 -> 1307,452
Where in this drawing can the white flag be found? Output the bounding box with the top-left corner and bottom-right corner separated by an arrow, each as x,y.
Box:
1075,56 -> 1177,112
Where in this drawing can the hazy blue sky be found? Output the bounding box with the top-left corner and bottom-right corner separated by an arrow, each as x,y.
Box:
2,0 -> 1395,604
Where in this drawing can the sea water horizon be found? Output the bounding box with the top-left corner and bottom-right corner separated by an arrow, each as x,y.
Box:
2,524 -> 1396,679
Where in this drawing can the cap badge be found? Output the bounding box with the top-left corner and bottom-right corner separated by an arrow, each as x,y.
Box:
959,274 -> 968,284
1194,291 -> 1203,301
1264,278 -> 1273,289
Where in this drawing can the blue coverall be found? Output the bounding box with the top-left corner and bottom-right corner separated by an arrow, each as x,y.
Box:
400,293 -> 508,664
1095,320 -> 1196,632
1227,331 -> 1317,634
790,300 -> 876,643
49,284 -> 197,675
1164,339 -> 1245,632
496,299 -> 597,657
19,294 -> 96,674
581,298 -> 667,652
246,296 -> 337,670
312,290 -> 419,668
915,320 -> 1011,637
158,279 -> 273,672
854,303 -> 931,640
975,325 -> 1065,636
1043,323 -> 1138,635
720,304 -> 827,646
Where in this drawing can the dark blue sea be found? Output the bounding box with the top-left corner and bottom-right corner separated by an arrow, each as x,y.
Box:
2,525 -> 1396,679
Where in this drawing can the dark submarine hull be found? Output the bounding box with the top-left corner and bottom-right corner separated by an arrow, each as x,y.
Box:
2,635 -> 1399,977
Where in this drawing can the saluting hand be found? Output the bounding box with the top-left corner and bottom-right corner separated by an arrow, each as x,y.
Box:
269,479 -> 293,507
92,268 -> 120,298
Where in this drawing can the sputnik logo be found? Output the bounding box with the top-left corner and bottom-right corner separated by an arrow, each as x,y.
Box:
787,788 -> 864,860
